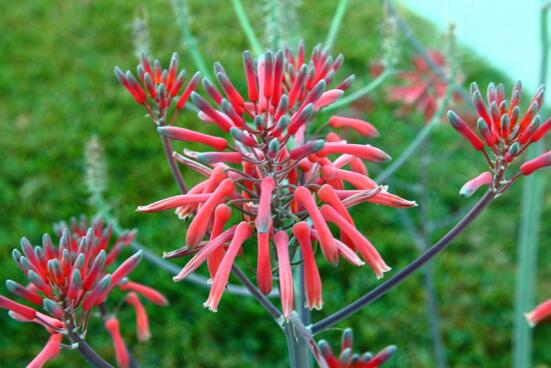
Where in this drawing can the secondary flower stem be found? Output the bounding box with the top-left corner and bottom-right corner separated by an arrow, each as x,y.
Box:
67,326 -> 113,368
160,135 -> 188,194
325,70 -> 391,112
310,190 -> 496,334
324,0 -> 348,51
231,265 -> 282,319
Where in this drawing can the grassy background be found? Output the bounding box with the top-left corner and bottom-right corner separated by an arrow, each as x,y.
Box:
1,0 -> 551,367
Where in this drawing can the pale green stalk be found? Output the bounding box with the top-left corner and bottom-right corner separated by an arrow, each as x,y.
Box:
512,3 -> 549,367
324,0 -> 348,51
232,0 -> 263,56
172,0 -> 212,80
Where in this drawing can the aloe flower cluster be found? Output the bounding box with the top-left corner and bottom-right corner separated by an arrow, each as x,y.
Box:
448,82 -> 551,197
318,328 -> 396,368
0,216 -> 167,368
118,44 -> 415,319
114,52 -> 200,124
387,51 -> 460,122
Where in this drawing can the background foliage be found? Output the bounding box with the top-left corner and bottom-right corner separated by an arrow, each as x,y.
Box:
1,0 -> 551,367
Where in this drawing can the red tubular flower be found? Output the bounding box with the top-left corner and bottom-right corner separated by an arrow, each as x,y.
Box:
0,295 -> 36,320
105,317 -> 130,368
318,143 -> 391,162
320,205 -> 390,279
26,333 -> 62,368
119,280 -> 169,306
256,177 -> 276,233
459,171 -> 493,198
294,186 -> 339,264
256,177 -> 276,295
520,150 -> 551,176
186,178 -> 234,247
293,222 -> 322,310
329,116 -> 379,137
274,231 -> 294,319
449,82 -> 551,193
256,232 -> 273,295
204,222 -> 252,312
172,226 -> 237,281
448,111 -> 484,150
126,293 -> 151,342
315,90 -> 344,110
133,44 -> 415,315
136,193 -> 210,213
157,126 -> 228,150
207,204 -> 233,279
318,328 -> 396,368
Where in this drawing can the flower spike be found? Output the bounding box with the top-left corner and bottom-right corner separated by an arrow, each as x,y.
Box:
126,44 -> 415,312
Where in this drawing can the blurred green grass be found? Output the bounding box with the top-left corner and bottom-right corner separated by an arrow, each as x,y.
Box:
1,0 -> 551,367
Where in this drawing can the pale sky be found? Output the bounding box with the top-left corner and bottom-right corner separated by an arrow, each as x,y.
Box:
400,0 -> 547,93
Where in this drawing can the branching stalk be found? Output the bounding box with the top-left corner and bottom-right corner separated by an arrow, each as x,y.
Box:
67,321 -> 113,368
310,190 -> 496,334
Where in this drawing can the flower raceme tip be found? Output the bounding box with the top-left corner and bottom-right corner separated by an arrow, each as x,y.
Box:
318,328 -> 396,367
449,81 -> 551,196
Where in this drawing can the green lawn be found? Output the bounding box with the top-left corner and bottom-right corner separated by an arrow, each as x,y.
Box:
1,0 -> 551,367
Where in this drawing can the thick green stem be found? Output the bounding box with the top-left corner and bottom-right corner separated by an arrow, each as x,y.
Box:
291,260 -> 311,367
512,155 -> 545,368
512,4 -> 549,367
283,322 -> 310,368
